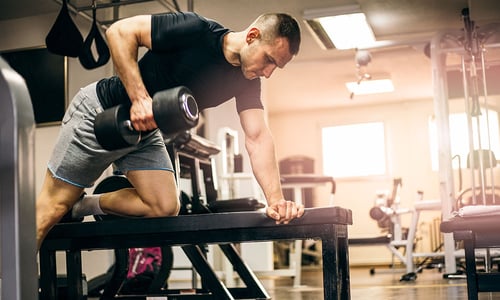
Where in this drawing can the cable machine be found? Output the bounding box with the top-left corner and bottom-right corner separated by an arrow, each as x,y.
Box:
431,8 -> 500,274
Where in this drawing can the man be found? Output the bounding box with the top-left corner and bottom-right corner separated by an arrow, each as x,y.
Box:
36,11 -> 304,249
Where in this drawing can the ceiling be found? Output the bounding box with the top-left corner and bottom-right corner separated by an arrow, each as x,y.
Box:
2,0 -> 500,113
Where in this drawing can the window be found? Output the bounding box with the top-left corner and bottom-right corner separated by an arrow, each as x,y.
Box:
429,108 -> 500,170
2,47 -> 67,126
322,122 -> 386,178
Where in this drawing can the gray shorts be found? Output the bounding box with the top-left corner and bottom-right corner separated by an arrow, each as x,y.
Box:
48,82 -> 174,188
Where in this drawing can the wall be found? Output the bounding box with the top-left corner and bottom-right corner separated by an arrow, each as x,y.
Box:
268,99 -> 444,265
202,87 -> 449,265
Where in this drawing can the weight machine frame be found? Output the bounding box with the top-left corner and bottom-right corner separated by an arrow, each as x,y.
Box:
431,8 -> 500,274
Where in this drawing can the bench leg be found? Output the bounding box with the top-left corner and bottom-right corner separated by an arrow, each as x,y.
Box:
457,231 -> 479,300
66,249 -> 84,300
182,245 -> 234,300
39,248 -> 58,300
101,248 -> 129,299
338,227 -> 351,300
322,224 -> 351,300
39,248 -> 86,300
218,243 -> 270,299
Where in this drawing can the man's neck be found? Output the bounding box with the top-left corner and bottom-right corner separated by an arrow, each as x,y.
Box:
222,31 -> 244,66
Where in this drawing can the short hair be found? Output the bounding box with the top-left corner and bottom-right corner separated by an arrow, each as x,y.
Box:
255,13 -> 301,55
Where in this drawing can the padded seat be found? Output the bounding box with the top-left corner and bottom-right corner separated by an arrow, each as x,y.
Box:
349,235 -> 392,245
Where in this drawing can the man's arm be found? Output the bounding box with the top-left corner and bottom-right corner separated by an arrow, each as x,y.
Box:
105,15 -> 156,131
239,109 -> 304,224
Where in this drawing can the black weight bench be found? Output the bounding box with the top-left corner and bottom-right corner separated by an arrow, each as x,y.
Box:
39,206 -> 352,300
441,214 -> 500,300
348,235 -> 392,246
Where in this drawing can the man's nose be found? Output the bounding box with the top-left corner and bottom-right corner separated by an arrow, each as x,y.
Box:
263,64 -> 277,78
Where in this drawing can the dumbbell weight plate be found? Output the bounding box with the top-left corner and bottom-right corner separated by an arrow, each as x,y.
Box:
152,86 -> 199,135
94,105 -> 141,150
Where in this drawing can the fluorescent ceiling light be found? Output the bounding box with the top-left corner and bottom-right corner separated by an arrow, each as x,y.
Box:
303,5 -> 375,50
346,79 -> 394,96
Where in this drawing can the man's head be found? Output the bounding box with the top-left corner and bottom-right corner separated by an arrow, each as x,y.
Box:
239,13 -> 301,80
255,13 -> 301,56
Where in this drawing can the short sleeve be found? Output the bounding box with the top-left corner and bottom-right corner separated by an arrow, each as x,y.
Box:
151,12 -> 209,51
235,79 -> 264,113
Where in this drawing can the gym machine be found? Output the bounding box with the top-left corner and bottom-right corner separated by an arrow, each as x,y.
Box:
350,178 -> 414,277
352,178 -> 449,281
434,7 -> 500,300
0,58 -> 38,299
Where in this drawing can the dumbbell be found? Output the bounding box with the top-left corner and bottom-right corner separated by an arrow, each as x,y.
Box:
94,86 -> 198,150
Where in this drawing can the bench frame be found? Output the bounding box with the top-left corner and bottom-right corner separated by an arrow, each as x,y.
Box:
39,206 -> 352,300
441,215 -> 500,300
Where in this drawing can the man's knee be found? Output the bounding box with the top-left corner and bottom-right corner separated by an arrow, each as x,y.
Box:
127,169 -> 179,217
149,196 -> 180,217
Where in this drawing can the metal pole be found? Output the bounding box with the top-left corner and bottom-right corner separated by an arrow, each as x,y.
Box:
460,56 -> 479,205
430,30 -> 460,275
479,50 -> 497,204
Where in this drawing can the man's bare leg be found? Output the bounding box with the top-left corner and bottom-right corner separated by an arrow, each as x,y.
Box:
36,169 -> 84,250
36,169 -> 179,250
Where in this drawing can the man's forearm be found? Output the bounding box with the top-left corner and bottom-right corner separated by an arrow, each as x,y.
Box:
240,110 -> 304,223
247,134 -> 284,205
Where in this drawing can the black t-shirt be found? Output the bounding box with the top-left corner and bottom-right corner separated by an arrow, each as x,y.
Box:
96,12 -> 263,114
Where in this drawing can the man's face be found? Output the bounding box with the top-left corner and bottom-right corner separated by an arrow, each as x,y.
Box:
240,31 -> 294,80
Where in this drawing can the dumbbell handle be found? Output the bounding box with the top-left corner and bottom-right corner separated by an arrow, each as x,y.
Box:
94,104 -> 142,151
121,119 -> 152,137
123,89 -> 198,133
123,120 -> 135,132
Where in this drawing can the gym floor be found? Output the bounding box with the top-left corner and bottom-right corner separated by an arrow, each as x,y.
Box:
234,265 -> 495,300
89,265 -> 499,299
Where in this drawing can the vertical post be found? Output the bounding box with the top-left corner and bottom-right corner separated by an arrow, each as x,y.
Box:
322,225 -> 341,300
187,0 -> 194,12
39,248 -> 58,300
66,250 -> 84,300
0,59 -> 37,298
430,32 -> 459,274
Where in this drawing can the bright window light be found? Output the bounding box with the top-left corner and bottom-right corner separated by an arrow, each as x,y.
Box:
322,122 -> 386,178
316,13 -> 375,50
303,5 -> 376,50
346,79 -> 394,95
429,109 -> 500,171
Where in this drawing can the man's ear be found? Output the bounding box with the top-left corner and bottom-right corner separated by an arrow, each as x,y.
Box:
246,27 -> 260,44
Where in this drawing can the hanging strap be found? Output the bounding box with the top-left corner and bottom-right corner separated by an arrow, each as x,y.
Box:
45,0 -> 84,57
78,1 -> 111,69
